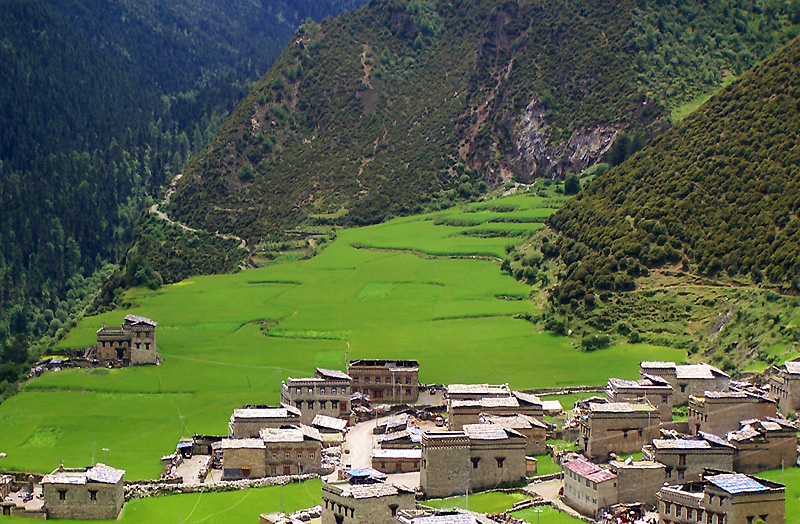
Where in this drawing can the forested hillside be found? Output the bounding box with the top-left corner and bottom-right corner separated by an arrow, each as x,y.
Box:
541,37 -> 800,366
169,0 -> 799,244
0,0 -> 368,394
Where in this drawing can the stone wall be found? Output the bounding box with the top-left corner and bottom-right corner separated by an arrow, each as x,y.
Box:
609,461 -> 665,507
125,474 -> 318,500
421,434 -> 470,498
223,446 -> 267,479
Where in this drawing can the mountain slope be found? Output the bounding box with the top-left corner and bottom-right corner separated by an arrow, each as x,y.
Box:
548,36 -> 800,296
539,37 -> 800,367
0,0 -> 367,377
169,0 -> 799,243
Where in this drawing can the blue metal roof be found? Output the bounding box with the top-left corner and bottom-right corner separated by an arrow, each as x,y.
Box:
176,442 -> 193,449
707,474 -> 768,494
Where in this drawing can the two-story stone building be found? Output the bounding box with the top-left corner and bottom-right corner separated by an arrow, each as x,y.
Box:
96,314 -> 158,366
447,392 -> 545,431
768,360 -> 800,416
640,361 -> 729,405
41,463 -> 125,520
221,425 -> 323,479
321,479 -> 415,524
420,424 -> 527,498
727,418 -> 798,474
579,401 -> 660,460
607,374 -> 674,421
228,406 -> 302,438
347,360 -> 419,403
280,368 -> 352,425
643,437 -> 735,484
656,471 -> 785,524
687,391 -> 776,436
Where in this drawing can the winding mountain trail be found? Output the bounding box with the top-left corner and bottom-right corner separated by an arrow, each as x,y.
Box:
150,173 -> 248,250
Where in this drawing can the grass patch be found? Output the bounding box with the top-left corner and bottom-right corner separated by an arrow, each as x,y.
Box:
758,467 -> 800,524
532,454 -> 561,476
21,427 -> 63,448
423,491 -> 528,514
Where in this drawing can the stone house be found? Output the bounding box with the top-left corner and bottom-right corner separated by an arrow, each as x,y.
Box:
96,314 -> 157,366
229,405 -> 302,438
420,424 -> 527,498
479,413 -> 550,456
643,437 -> 735,484
321,480 -> 415,524
579,402 -> 660,460
41,463 -> 125,520
607,374 -> 674,421
562,457 -> 619,518
281,368 -> 352,425
222,438 -> 267,479
640,361 -> 729,405
687,391 -> 776,436
348,360 -> 419,403
728,418 -> 798,474
608,459 -> 666,507
768,360 -> 800,416
221,425 -> 323,479
371,448 -> 421,474
447,392 -> 545,431
656,471 -> 785,524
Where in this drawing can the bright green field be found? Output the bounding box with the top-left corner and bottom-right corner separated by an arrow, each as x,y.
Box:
0,192 -> 684,479
512,506 -> 585,524
759,467 -> 800,523
422,491 -> 528,513
0,479 -> 320,524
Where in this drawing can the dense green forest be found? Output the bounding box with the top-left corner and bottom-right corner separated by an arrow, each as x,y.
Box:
539,37 -> 800,366
169,0 -> 800,247
0,0 -> 368,400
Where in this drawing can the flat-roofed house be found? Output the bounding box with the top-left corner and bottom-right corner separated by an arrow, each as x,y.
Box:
607,374 -> 674,421
562,457 -> 618,518
96,314 -> 158,366
321,480 -> 415,524
41,463 -> 125,520
420,424 -> 527,498
371,448 -> 421,474
479,413 -> 550,455
348,360 -> 419,403
579,402 -> 660,460
281,368 -> 352,425
687,391 -> 776,436
727,418 -> 798,474
608,459 -> 666,507
768,360 -> 800,416
447,392 -> 545,431
229,406 -> 302,438
643,437 -> 734,484
640,361 -> 729,405
656,471 -> 785,524
221,424 -> 323,479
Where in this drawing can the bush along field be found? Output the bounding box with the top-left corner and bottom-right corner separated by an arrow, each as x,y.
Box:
0,188 -> 683,490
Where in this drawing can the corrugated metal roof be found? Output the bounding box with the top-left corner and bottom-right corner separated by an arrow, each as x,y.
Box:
316,368 -> 352,380
586,469 -> 618,483
85,464 -> 125,484
312,414 -> 348,431
706,474 -> 769,494
784,361 -> 800,374
641,361 -> 676,368
462,424 -> 509,440
652,439 -> 710,450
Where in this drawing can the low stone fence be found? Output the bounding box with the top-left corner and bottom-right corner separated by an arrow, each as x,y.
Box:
521,385 -> 605,397
124,474 -> 319,500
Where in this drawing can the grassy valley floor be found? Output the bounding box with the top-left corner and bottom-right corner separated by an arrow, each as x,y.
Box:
0,191 -> 683,521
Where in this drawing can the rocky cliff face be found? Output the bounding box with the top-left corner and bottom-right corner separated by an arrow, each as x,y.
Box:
512,98 -> 622,180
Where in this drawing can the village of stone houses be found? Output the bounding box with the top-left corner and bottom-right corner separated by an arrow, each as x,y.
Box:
2,314 -> 800,524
